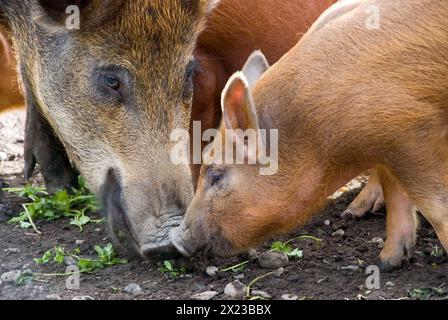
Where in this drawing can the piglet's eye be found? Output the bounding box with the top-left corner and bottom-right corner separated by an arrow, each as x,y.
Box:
103,74 -> 120,91
209,170 -> 224,187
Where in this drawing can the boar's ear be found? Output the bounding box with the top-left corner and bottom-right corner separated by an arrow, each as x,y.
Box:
221,72 -> 259,131
242,50 -> 270,89
34,0 -> 124,30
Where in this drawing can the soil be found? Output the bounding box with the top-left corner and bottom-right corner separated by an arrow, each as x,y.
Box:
0,111 -> 447,301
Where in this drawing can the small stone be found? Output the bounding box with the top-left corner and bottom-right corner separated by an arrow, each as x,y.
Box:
248,249 -> 259,260
281,294 -> 299,300
46,294 -> 62,300
317,277 -> 329,284
0,151 -> 8,161
124,283 -> 142,295
191,291 -> 219,301
205,266 -> 219,278
366,291 -> 387,300
1,270 -> 21,283
75,240 -> 85,245
386,281 -> 395,287
324,219 -> 331,226
273,267 -> 285,277
371,237 -> 385,249
332,229 -> 345,237
233,274 -> 245,280
5,248 -> 20,254
258,252 -> 289,269
251,290 -> 272,299
72,296 -> 94,300
341,265 -> 361,272
414,250 -> 425,257
64,256 -> 77,266
224,280 -> 247,299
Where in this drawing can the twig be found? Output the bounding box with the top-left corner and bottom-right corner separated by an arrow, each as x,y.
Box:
220,260 -> 250,273
284,235 -> 322,245
245,270 -> 278,299
23,204 -> 41,235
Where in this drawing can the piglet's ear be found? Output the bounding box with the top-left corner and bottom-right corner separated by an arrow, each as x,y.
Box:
34,0 -> 124,30
221,72 -> 259,131
242,50 -> 270,89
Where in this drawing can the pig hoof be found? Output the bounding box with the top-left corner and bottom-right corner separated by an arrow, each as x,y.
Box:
377,259 -> 403,273
341,209 -> 358,220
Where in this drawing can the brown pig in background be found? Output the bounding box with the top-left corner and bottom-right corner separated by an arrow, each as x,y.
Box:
171,0 -> 448,271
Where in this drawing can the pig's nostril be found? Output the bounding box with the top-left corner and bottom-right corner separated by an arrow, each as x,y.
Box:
141,242 -> 181,261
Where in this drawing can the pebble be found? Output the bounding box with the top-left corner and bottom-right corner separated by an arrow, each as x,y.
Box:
191,291 -> 219,301
248,249 -> 259,260
366,291 -> 387,300
72,296 -> 94,300
324,219 -> 331,226
251,290 -> 272,299
332,229 -> 345,237
273,267 -> 285,277
75,240 -> 85,245
414,250 -> 425,257
371,237 -> 385,249
281,294 -> 299,300
224,280 -> 247,299
317,277 -> 329,284
46,294 -> 62,300
4,248 -> 20,254
124,283 -> 142,295
1,270 -> 21,283
258,252 -> 289,269
0,151 -> 8,161
386,281 -> 395,287
64,256 -> 77,266
205,266 -> 219,278
341,265 -> 361,272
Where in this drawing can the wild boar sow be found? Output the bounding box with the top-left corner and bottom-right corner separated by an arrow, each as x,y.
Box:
171,0 -> 448,271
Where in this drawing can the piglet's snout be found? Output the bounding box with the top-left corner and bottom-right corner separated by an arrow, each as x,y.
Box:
170,222 -> 199,257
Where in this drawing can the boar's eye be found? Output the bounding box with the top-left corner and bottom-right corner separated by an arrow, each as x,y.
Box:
103,74 -> 120,91
94,65 -> 130,104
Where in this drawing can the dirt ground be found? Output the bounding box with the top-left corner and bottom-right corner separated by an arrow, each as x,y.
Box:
0,111 -> 447,301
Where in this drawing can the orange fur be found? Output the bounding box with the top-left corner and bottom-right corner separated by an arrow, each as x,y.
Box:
178,0 -> 448,265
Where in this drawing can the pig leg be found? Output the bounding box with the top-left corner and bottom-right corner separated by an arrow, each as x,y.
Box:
413,196 -> 448,256
341,169 -> 385,219
376,167 -> 418,272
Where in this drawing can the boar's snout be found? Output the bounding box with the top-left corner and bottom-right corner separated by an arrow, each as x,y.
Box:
101,168 -> 181,260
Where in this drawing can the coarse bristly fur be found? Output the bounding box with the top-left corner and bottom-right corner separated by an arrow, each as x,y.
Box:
173,0 -> 448,271
0,0 -> 217,256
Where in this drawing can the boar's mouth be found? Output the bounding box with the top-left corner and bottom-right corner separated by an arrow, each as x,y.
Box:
101,168 -> 181,260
